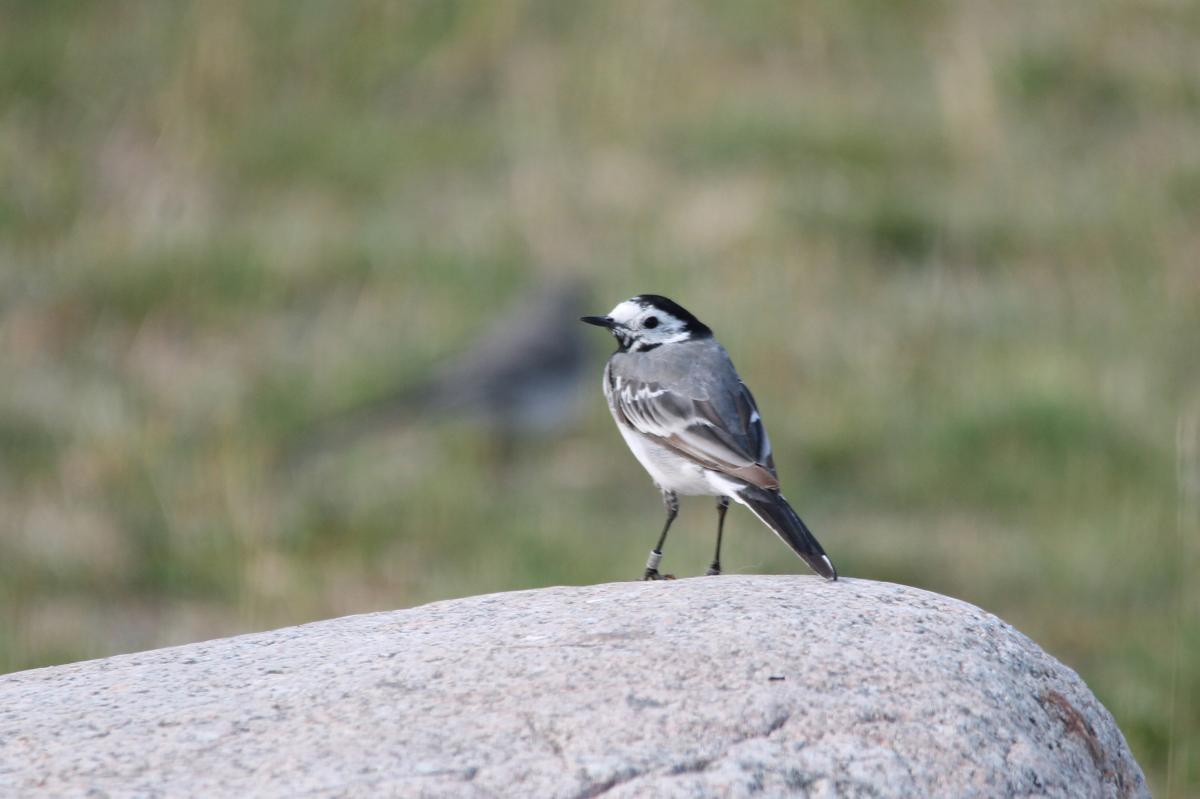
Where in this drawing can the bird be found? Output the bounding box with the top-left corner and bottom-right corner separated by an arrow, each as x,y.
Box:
285,278 -> 591,470
581,294 -> 837,581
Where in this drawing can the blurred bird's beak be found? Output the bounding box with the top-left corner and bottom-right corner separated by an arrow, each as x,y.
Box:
580,315 -> 616,329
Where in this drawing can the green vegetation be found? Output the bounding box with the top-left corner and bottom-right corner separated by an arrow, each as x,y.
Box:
0,1 -> 1196,793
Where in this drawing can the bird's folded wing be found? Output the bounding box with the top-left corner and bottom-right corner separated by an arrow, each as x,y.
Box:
610,376 -> 779,491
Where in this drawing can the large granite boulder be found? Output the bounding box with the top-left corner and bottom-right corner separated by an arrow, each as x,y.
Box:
0,576 -> 1146,797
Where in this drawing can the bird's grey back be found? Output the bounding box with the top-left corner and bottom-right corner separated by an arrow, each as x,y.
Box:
607,336 -> 775,476
609,337 -> 738,399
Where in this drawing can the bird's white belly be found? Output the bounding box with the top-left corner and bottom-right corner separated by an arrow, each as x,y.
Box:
614,421 -> 728,496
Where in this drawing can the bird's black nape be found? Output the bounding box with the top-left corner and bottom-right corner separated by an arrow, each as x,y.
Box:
633,295 -> 713,338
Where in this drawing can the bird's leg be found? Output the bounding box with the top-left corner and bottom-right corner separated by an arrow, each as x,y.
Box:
706,496 -> 730,576
644,490 -> 679,580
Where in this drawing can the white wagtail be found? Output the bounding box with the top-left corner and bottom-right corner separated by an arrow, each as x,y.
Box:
582,294 -> 837,581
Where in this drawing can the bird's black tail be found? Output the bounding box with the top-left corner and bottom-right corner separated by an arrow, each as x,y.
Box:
737,486 -> 837,580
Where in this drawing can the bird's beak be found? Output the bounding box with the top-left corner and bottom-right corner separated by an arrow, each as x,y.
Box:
580,315 -> 616,329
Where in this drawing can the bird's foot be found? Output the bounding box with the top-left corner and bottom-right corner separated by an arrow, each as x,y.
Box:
705,562 -> 722,576
643,550 -> 673,580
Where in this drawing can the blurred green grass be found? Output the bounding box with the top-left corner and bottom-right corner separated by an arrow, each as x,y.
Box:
1,1 -> 1197,793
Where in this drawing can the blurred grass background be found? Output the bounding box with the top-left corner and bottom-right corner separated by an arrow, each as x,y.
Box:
1,0 -> 1197,793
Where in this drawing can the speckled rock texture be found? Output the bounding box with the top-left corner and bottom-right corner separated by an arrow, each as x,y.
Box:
0,576 -> 1146,798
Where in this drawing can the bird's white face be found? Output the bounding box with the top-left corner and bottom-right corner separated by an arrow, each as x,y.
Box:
605,299 -> 691,351
581,294 -> 712,352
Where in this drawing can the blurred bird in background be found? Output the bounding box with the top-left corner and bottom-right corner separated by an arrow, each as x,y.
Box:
284,277 -> 592,470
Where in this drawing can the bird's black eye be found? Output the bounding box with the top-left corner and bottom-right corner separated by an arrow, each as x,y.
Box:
643,316 -> 659,329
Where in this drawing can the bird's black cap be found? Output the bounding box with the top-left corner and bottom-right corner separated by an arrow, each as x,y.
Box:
633,294 -> 712,338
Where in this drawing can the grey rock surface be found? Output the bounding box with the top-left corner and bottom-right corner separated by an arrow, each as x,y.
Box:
0,576 -> 1146,798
